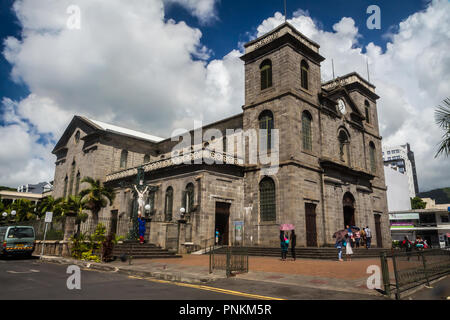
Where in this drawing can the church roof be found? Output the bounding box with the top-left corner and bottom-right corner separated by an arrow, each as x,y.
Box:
52,115 -> 163,154
85,118 -> 164,143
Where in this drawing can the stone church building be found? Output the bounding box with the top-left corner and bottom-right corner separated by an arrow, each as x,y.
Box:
52,23 -> 391,250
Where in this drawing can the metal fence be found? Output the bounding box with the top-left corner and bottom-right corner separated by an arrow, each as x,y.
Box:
380,248 -> 450,299
209,245 -> 249,277
76,217 -> 132,238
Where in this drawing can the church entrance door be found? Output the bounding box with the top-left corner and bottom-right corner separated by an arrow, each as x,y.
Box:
215,202 -> 230,246
305,203 -> 318,247
343,192 -> 355,227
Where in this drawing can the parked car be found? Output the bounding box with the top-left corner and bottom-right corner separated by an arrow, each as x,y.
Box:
0,226 -> 35,257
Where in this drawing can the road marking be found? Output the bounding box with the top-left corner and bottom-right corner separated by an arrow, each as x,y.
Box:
7,269 -> 40,274
128,276 -> 285,300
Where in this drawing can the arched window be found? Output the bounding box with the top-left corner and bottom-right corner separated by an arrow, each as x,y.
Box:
75,130 -> 80,144
164,187 -> 173,221
301,60 -> 309,90
260,59 -> 272,90
68,161 -> 76,196
259,110 -> 274,151
183,183 -> 195,213
338,130 -> 350,165
144,154 -> 150,163
369,142 -> 376,173
63,176 -> 68,199
259,177 -> 276,222
120,150 -> 128,169
222,135 -> 227,154
364,100 -> 370,124
75,172 -> 81,195
302,111 -> 312,151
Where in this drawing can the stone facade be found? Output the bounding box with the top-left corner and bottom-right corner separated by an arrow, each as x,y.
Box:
52,22 -> 391,249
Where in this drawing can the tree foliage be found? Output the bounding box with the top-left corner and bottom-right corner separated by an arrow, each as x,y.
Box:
79,177 -> 115,219
411,197 -> 427,210
435,97 -> 450,158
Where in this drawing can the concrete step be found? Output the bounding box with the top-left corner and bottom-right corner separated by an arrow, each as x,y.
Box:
112,242 -> 181,259
209,247 -> 390,259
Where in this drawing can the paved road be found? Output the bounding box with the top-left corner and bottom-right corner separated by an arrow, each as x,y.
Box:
0,256 -> 253,300
0,256 -> 387,300
405,276 -> 450,300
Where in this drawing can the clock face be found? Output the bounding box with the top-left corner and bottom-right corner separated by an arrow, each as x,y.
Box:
337,99 -> 346,115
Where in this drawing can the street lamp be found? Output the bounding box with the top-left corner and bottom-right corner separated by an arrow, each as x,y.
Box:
180,207 -> 186,219
11,210 -> 16,216
2,212 -> 7,218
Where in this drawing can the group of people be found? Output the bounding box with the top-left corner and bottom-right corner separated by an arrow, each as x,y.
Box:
335,225 -> 372,262
401,236 -> 430,251
280,230 -> 297,261
346,225 -> 372,249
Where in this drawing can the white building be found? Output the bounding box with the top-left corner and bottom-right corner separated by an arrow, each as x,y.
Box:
382,143 -> 419,199
389,209 -> 450,248
384,166 -> 411,212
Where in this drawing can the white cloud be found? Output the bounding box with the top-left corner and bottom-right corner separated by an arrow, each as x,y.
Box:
163,0 -> 218,24
1,0 -> 243,187
1,0 -> 449,193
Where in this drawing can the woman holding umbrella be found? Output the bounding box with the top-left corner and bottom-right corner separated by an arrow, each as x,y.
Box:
279,230 -> 289,261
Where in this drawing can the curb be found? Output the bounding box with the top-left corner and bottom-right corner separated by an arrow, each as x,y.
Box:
37,255 -> 223,284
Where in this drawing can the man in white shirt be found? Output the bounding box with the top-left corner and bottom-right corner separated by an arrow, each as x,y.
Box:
365,226 -> 372,249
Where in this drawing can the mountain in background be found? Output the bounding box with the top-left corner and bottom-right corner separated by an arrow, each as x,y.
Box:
418,187 -> 450,204
0,186 -> 16,191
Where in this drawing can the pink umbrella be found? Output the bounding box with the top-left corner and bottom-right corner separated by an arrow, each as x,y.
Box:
280,224 -> 295,231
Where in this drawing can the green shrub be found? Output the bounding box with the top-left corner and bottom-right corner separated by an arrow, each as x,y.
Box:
81,250 -> 100,263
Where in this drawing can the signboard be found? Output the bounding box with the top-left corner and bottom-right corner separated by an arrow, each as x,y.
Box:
45,212 -> 53,223
389,213 -> 420,220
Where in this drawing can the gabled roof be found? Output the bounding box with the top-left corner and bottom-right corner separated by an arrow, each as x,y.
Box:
85,118 -> 164,143
52,116 -> 163,154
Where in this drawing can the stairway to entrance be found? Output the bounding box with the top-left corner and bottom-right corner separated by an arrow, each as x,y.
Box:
112,242 -> 182,259
210,246 -> 390,260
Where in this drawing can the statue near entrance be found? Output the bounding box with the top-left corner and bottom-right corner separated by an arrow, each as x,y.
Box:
134,185 -> 149,214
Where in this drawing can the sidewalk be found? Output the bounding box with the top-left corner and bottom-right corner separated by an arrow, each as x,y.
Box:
38,254 -> 387,298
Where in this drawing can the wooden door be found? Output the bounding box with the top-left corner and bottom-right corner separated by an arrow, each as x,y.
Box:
305,203 -> 317,247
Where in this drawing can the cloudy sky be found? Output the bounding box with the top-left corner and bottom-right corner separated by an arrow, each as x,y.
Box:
0,0 -> 449,192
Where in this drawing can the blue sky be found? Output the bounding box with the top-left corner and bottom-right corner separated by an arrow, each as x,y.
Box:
0,0 -> 429,104
0,0 -> 448,192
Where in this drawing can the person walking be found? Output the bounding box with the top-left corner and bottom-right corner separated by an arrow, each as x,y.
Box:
290,230 -> 297,261
335,238 -> 344,262
402,236 -> 412,261
365,226 -> 372,249
137,211 -> 146,244
360,228 -> 366,247
280,231 -> 287,261
355,230 -> 361,248
345,234 -> 353,261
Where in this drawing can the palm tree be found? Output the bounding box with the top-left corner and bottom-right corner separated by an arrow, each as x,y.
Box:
79,177 -> 115,226
37,196 -> 57,219
66,195 -> 89,236
10,199 -> 36,222
435,97 -> 450,158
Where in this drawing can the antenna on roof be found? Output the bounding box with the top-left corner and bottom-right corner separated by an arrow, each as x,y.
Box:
332,59 -> 335,79
366,57 -> 371,82
284,0 -> 287,22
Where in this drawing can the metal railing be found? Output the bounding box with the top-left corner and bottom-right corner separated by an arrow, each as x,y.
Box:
209,245 -> 249,277
380,248 -> 450,299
